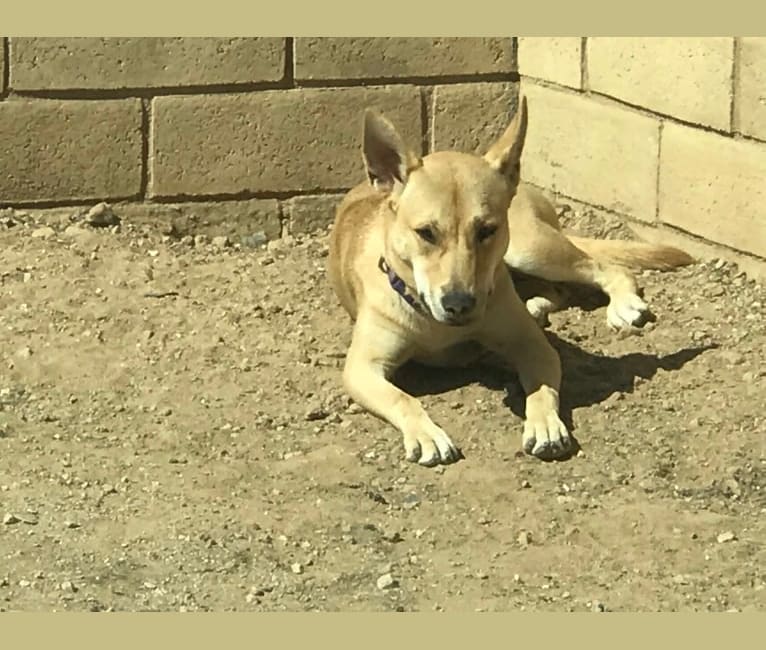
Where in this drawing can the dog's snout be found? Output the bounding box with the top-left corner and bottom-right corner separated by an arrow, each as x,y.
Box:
440,290 -> 477,317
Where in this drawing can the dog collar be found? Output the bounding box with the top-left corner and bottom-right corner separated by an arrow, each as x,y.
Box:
377,257 -> 425,314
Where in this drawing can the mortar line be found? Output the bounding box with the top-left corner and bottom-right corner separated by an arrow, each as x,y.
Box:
655,120 -> 664,223
580,37 -> 589,91
10,72 -> 522,100
730,37 -> 740,134
520,75 -> 750,140
1,38 -> 9,99
284,37 -> 295,88
140,99 -> 151,200
420,86 -> 432,155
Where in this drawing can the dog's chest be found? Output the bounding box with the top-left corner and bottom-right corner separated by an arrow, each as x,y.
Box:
410,337 -> 487,368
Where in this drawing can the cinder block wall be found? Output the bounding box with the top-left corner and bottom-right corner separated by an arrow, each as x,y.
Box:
518,37 -> 766,267
1,37 -> 764,270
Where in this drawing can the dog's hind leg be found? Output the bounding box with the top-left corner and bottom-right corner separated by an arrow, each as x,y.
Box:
504,220 -> 650,330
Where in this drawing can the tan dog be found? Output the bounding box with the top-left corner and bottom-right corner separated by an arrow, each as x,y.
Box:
327,96 -> 693,465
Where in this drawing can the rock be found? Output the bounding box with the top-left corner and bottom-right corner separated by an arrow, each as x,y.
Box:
591,601 -> 607,612
63,224 -> 88,237
63,520 -> 80,529
16,347 -> 33,359
193,235 -> 208,247
402,493 -> 421,509
85,202 -> 120,228
60,580 -> 77,593
717,531 -> 737,543
241,231 -> 269,248
290,562 -> 304,575
212,235 -> 230,249
305,405 -> 329,421
517,530 -> 532,547
376,573 -> 397,590
2,513 -> 20,525
521,479 -> 531,489
31,226 -> 56,238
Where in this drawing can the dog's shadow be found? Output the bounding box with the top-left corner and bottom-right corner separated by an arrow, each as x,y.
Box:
394,331 -> 716,460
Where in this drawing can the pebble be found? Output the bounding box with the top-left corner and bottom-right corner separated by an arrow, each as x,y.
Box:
2,513 -> 20,525
376,573 -> 397,590
212,235 -> 230,249
86,202 -> 120,228
63,520 -> 80,529
717,531 -> 737,543
290,562 -> 304,575
241,231 -> 269,248
517,530 -> 532,547
31,226 -> 56,238
591,601 -> 607,612
305,405 -> 329,421
60,580 -> 77,593
16,347 -> 33,358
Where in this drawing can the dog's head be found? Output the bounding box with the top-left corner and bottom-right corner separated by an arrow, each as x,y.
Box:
363,97 -> 528,326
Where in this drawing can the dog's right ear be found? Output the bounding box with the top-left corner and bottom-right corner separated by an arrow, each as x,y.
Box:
362,110 -> 421,194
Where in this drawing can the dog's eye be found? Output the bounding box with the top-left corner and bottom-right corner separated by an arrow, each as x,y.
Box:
476,223 -> 497,243
415,226 -> 437,244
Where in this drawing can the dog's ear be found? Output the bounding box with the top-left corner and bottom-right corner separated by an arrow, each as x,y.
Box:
483,95 -> 528,180
362,110 -> 421,193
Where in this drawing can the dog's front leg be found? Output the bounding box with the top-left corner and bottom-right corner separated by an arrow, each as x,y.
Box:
342,315 -> 460,466
480,285 -> 573,460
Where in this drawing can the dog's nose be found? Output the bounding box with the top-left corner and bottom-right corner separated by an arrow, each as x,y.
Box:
440,291 -> 477,317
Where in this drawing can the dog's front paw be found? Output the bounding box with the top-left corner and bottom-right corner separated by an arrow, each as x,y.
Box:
607,293 -> 652,330
525,296 -> 554,328
402,422 -> 461,467
522,412 -> 572,460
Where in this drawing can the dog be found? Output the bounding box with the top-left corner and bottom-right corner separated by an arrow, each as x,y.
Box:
327,96 -> 694,466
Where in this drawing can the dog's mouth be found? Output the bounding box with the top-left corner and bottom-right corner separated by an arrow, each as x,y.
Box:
420,292 -> 478,327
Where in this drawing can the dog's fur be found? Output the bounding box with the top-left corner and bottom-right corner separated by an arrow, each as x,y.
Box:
327,97 -> 694,465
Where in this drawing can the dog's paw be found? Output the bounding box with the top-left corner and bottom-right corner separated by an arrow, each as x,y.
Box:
525,296 -> 554,328
607,293 -> 651,330
522,412 -> 572,461
402,422 -> 461,467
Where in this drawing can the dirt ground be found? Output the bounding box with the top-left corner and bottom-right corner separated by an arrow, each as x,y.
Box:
1,200 -> 764,613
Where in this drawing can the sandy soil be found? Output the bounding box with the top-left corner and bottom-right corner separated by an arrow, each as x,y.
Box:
0,201 -> 764,612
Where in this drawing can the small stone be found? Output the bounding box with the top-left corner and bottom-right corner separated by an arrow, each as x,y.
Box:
376,573 -> 397,590
147,249 -> 160,257
517,530 -> 532,547
63,520 -> 80,529
241,231 -> 269,248
31,226 -> 56,238
521,479 -> 531,489
717,531 -> 736,543
402,493 -> 421,509
305,405 -> 329,421
673,574 -> 689,585
193,234 -> 208,247
2,513 -> 20,525
16,347 -> 33,359
212,235 -> 230,249
60,580 -> 77,593
85,202 -> 120,227
18,579 -> 31,588
591,601 -> 607,612
290,562 -> 304,575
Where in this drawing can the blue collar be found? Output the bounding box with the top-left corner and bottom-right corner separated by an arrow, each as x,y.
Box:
378,257 -> 425,314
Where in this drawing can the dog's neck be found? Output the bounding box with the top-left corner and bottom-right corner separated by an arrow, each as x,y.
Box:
377,257 -> 426,315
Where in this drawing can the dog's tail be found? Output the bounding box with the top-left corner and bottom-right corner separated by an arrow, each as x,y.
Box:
567,235 -> 696,271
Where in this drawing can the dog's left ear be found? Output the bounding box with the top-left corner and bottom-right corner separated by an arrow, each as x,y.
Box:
483,95 -> 528,179
362,110 -> 421,194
